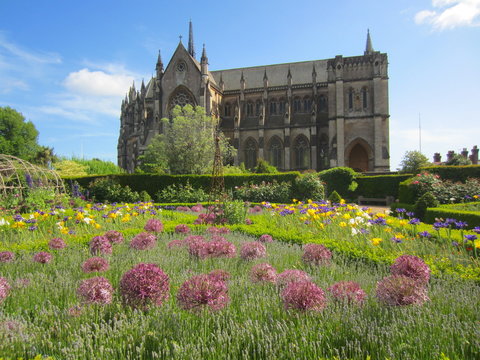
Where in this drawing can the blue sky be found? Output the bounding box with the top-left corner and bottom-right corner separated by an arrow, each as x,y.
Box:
0,0 -> 479,170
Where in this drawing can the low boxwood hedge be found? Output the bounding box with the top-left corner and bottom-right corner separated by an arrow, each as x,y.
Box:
420,165 -> 480,182
425,205 -> 480,228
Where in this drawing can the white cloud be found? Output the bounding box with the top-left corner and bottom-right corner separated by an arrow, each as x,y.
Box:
415,0 -> 480,29
0,32 -> 62,64
64,68 -> 135,96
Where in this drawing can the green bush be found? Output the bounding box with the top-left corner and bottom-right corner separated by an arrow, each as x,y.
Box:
233,181 -> 291,203
424,207 -> 480,229
420,165 -> 480,182
155,181 -> 209,203
354,174 -> 412,199
398,178 -> 418,204
414,192 -> 439,220
318,167 -> 358,197
222,200 -> 248,224
254,159 -> 277,173
87,177 -> 150,203
328,190 -> 342,203
390,202 -> 416,214
292,173 -> 325,201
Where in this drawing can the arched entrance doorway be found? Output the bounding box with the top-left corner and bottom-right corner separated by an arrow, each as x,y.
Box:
348,143 -> 369,172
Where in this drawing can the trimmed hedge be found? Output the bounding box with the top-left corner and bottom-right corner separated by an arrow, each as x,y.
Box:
64,172 -> 301,198
398,178 -> 416,204
354,174 -> 412,199
419,165 -> 480,182
390,202 -> 416,214
425,204 -> 480,229
318,167 -> 358,197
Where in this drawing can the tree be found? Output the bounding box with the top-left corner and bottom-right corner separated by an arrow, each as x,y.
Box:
138,105 -> 235,174
445,153 -> 472,166
33,146 -> 58,168
398,151 -> 431,174
0,106 -> 40,161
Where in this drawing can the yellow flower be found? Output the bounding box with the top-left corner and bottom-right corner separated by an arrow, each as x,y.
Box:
386,219 -> 394,225
75,212 -> 84,220
318,223 -> 325,229
340,199 -> 345,205
292,199 -> 298,203
398,219 -> 408,227
343,213 -> 351,220
121,214 -> 131,223
86,204 -> 92,209
371,238 -> 382,246
339,222 -> 347,228
94,223 -> 101,229
33,212 -> 40,218
132,212 -> 139,217
394,233 -> 404,239
60,227 -> 69,234
375,213 -> 386,218
307,199 -> 313,204
385,227 -> 392,233
108,212 -> 117,219
473,195 -> 479,199
474,240 -> 480,249
307,209 -> 316,217
11,221 -> 26,229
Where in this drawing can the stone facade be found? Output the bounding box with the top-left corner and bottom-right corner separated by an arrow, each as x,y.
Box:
118,23 -> 390,173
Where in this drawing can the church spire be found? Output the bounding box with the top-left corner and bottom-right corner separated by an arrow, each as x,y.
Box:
188,20 -> 195,58
156,50 -> 163,72
365,29 -> 374,55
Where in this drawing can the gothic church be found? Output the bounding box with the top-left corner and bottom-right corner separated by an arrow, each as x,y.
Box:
118,22 -> 390,173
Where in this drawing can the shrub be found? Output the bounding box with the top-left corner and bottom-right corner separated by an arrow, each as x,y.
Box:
233,181 -> 291,203
144,219 -> 164,233
48,237 -> 67,250
240,241 -> 267,260
130,232 -> 157,250
222,200 -> 247,224
0,251 -> 15,263
390,255 -> 431,284
89,236 -> 112,256
254,159 -> 278,173
177,274 -> 229,312
120,263 -> 170,309
327,281 -> 367,305
81,257 -> 110,273
302,243 -> 332,266
104,230 -> 124,244
328,190 -> 342,204
319,167 -> 358,197
250,263 -> 277,283
155,181 -> 209,203
87,177 -> 146,203
33,251 -> 52,264
0,277 -> 10,303
376,275 -> 429,306
292,173 -> 325,201
76,277 -> 114,305
414,192 -> 439,220
281,281 -> 327,312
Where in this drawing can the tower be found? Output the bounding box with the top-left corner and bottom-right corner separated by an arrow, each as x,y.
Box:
188,20 -> 195,58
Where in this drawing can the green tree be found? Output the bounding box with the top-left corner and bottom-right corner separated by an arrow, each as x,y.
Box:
138,105 -> 235,174
398,151 -> 431,174
0,106 -> 40,161
33,146 -> 58,168
445,153 -> 472,166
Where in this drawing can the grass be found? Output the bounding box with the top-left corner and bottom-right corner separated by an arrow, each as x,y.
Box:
1,229 -> 480,359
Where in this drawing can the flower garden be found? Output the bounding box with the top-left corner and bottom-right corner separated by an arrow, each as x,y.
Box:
0,197 -> 480,359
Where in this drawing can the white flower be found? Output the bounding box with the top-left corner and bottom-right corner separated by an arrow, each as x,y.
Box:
351,228 -> 359,236
0,218 -> 10,226
83,217 -> 93,224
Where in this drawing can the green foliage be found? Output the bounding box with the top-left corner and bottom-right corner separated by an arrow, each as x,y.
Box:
0,106 -> 40,162
390,202 -> 416,214
445,153 -> 472,166
254,158 -> 277,173
319,167 -> 358,197
425,205 -> 480,228
414,191 -> 439,220
354,174 -> 412,199
419,165 -> 480,182
53,160 -> 89,177
292,173 -> 325,201
155,181 -> 209,203
398,178 -> 417,204
32,146 -> 57,167
87,177 -> 150,203
328,190 -> 342,203
398,150 -> 431,174
222,199 -> 248,224
138,105 -> 236,174
69,157 -> 123,175
233,181 -> 291,203
223,165 -> 250,174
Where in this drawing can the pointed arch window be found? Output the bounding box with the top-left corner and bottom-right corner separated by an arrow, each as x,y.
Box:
293,97 -> 301,113
362,87 -> 368,109
293,136 -> 310,169
303,96 -> 312,113
246,102 -> 254,116
279,98 -> 286,115
319,95 -> 327,112
255,101 -> 262,116
348,88 -> 354,110
269,99 -> 277,115
244,138 -> 258,169
224,103 -> 231,117
168,87 -> 196,113
268,137 -> 283,168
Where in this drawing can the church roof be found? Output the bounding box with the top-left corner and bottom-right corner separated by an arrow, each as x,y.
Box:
210,60 -> 328,90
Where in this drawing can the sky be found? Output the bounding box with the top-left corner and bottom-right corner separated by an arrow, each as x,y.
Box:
0,0 -> 479,170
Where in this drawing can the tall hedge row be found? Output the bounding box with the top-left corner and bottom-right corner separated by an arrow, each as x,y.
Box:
64,172 -> 301,197
354,174 -> 412,199
419,165 -> 480,182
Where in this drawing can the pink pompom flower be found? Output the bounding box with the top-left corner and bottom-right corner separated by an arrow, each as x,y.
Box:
281,281 -> 327,312
204,238 -> 236,258
0,277 -> 10,303
167,239 -> 185,249
0,251 -> 15,263
33,251 -> 52,264
258,234 -> 273,243
120,263 -> 170,309
104,230 -> 124,244
130,232 -> 157,250
276,269 -> 311,288
209,269 -> 231,282
327,281 -> 367,305
77,276 -> 114,305
89,236 -> 112,256
177,274 -> 229,312
144,219 -> 164,233
240,241 -> 266,260
175,224 -> 191,234
390,255 -> 431,284
302,243 -> 332,266
376,275 -> 429,306
48,237 -> 67,250
81,257 -> 110,273
250,263 -> 277,283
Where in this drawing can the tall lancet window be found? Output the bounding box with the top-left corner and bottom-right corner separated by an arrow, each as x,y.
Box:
244,138 -> 258,169
268,137 -> 283,169
362,87 -> 368,109
293,135 -> 310,169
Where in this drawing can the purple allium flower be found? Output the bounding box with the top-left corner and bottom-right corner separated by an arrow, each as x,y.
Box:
77,276 -> 114,305
104,230 -> 124,244
250,263 -> 277,283
187,237 -> 208,258
281,281 -> 327,312
206,226 -> 230,235
302,243 -> 332,266
190,204 -> 204,212
258,234 -> 274,243
327,281 -> 367,305
376,275 -> 429,306
390,255 -> 431,284
89,236 -> 112,256
208,269 -> 230,282
204,238 -> 237,258
48,237 -> 67,250
464,234 -> 478,242
276,270 -> 311,288
81,257 -> 110,273
120,263 -> 170,309
177,274 -> 229,312
0,277 -> 11,303
176,206 -> 190,212
175,224 -> 191,234
167,239 -> 185,249
130,232 -> 157,250
240,241 -> 267,260
418,231 -> 432,238
245,218 -> 253,225
0,251 -> 15,263
144,218 -> 164,233
33,251 -> 52,264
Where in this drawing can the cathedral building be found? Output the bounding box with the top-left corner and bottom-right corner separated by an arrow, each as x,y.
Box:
118,22 -> 390,173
